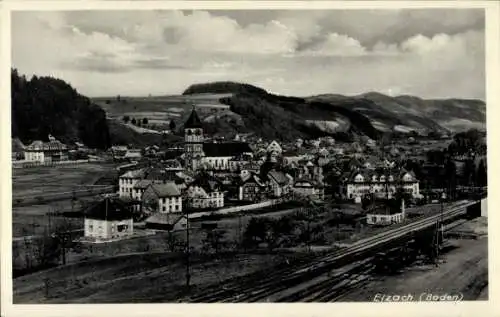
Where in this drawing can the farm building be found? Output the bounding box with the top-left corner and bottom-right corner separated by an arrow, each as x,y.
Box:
84,197 -> 134,241
145,213 -> 189,231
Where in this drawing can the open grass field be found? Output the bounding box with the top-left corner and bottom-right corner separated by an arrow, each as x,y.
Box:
12,163 -> 117,238
94,93 -> 231,120
12,163 -> 117,198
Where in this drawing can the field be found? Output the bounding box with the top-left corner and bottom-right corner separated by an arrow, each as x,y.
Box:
12,163 -> 117,198
94,94 -> 231,121
12,163 -> 117,237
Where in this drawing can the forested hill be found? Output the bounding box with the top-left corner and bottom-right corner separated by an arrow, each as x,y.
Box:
11,69 -> 111,149
183,81 -> 485,142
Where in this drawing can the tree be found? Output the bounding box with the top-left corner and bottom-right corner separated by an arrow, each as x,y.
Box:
476,159 -> 487,187
202,229 -> 227,254
169,119 -> 176,132
123,115 -> 130,124
131,118 -> 137,125
142,118 -> 148,125
444,159 -> 458,198
462,158 -> 476,186
117,95 -> 121,102
166,231 -> 178,252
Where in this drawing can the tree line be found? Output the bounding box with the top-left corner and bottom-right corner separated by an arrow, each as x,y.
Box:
11,68 -> 111,149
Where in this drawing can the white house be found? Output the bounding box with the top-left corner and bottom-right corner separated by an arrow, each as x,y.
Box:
341,169 -> 420,203
142,182 -> 182,213
84,198 -> 134,241
119,168 -> 148,198
24,139 -> 69,163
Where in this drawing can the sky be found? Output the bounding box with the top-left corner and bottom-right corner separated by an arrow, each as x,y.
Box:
11,9 -> 485,99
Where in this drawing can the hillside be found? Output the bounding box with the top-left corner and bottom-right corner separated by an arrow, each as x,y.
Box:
182,82 -> 486,141
11,69 -> 111,149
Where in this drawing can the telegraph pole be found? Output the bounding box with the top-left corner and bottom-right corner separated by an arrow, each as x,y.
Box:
185,211 -> 191,289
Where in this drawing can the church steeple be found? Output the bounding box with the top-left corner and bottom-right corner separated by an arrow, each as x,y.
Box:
184,104 -> 204,171
184,105 -> 203,129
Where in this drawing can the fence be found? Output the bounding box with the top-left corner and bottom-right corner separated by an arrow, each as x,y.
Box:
12,159 -> 92,169
190,198 -> 287,220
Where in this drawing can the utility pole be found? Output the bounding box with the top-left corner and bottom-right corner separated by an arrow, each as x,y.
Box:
185,211 -> 191,289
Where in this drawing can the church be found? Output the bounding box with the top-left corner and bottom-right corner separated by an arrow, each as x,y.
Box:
183,106 -> 253,172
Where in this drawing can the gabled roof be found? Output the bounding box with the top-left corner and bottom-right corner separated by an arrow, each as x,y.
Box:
133,179 -> 153,189
190,174 -> 223,193
145,213 -> 185,226
25,140 -> 68,151
184,106 -> 203,129
268,170 -> 290,186
84,198 -> 133,221
148,182 -> 181,197
203,142 -> 252,157
240,172 -> 266,187
121,168 -> 148,179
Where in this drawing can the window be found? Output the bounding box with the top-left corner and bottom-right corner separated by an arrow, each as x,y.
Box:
88,224 -> 93,232
117,224 -> 128,232
163,206 -> 166,212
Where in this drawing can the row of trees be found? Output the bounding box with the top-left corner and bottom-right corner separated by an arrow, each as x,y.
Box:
122,116 -> 177,131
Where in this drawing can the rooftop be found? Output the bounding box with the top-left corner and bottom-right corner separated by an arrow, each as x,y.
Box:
203,142 -> 252,157
84,198 -> 133,221
184,106 -> 203,129
149,182 -> 181,197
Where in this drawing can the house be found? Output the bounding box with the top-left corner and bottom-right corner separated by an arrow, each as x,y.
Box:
185,174 -> 225,210
341,168 -> 420,203
12,138 -> 25,161
366,200 -> 406,226
266,140 -> 283,157
119,168 -> 148,198
293,178 -> 325,200
110,145 -> 128,158
24,138 -> 69,163
124,149 -> 142,160
84,197 -> 133,241
266,169 -> 293,198
238,171 -> 267,202
142,182 -> 182,213
131,179 -> 153,202
145,213 -> 189,231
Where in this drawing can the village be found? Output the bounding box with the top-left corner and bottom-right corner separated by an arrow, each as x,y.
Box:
11,104 -> 488,303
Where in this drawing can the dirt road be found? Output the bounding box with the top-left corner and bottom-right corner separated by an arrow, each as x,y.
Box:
338,237 -> 488,301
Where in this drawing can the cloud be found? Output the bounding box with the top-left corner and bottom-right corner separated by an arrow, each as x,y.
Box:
11,10 -> 485,99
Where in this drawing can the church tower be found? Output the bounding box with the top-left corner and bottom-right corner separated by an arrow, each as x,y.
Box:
184,105 -> 204,171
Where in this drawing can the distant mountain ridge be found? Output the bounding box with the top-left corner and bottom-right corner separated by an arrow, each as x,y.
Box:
183,81 -> 486,141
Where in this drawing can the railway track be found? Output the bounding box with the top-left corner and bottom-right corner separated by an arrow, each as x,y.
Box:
185,200 -> 474,303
